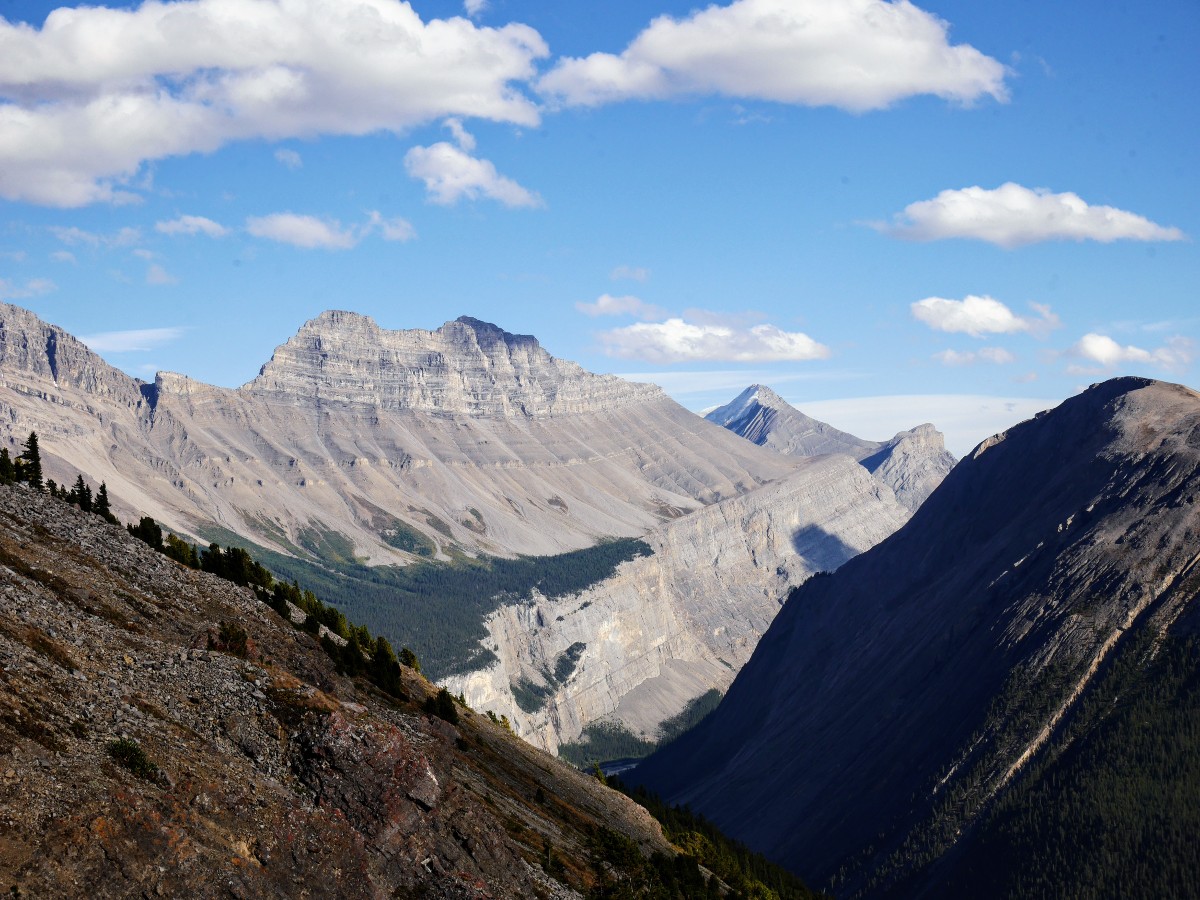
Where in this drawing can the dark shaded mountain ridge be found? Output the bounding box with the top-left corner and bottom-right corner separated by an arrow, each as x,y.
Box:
637,376 -> 1200,896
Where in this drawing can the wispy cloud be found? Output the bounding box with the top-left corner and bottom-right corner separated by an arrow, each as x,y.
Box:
145,263 -> 177,285
245,210 -> 415,249
274,148 -> 303,170
156,215 -> 229,238
79,326 -> 185,352
576,293 -> 666,321
610,265 -> 649,282
50,225 -> 141,248
788,394 -> 1058,457
933,347 -> 1016,366
881,183 -> 1186,247
0,277 -> 56,300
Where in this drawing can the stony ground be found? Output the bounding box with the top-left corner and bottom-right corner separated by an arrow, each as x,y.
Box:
0,484 -> 671,898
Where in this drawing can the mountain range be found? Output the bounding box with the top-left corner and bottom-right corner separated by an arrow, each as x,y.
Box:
0,301 -> 951,753
636,376 -> 1200,896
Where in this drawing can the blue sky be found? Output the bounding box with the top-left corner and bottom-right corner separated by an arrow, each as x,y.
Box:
1,0 -> 1196,455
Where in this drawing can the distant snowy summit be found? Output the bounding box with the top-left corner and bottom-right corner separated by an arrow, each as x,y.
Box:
706,384 -> 956,511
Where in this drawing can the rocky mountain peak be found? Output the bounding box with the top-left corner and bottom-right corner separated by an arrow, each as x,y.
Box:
246,311 -> 661,417
0,302 -> 143,407
708,383 -> 956,511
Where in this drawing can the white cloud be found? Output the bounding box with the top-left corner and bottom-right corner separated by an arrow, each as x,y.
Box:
156,214 -> 229,238
1067,333 -> 1193,374
538,0 -> 1007,111
366,210 -> 417,242
246,210 -> 414,248
464,0 -> 487,17
0,250 -> 26,262
599,315 -> 829,363
443,117 -> 476,151
0,0 -> 548,206
0,277 -> 56,300
132,248 -> 156,260
145,263 -> 177,285
610,265 -> 649,282
50,250 -> 76,264
882,183 -> 1186,247
246,212 -> 358,250
404,141 -> 542,207
912,295 -> 1059,338
933,347 -> 1016,366
576,293 -> 666,321
274,148 -> 303,170
79,326 -> 185,352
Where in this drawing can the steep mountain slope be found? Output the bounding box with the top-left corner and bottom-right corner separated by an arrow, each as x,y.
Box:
0,483 -> 680,898
638,377 -> 1200,894
445,453 -> 910,753
706,384 -> 956,511
0,303 -> 804,561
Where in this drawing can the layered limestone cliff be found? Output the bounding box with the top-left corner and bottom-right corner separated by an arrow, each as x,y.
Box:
707,384 -> 957,511
0,305 -> 803,559
444,454 -> 911,753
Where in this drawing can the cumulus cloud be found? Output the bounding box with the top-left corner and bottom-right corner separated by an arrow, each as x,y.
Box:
598,316 -> 830,363
933,347 -> 1015,366
79,326 -> 185,352
1067,333 -> 1194,374
912,295 -> 1059,338
274,148 -> 303,169
575,294 -> 667,321
0,0 -> 548,206
464,0 -> 487,17
404,142 -> 542,207
245,212 -> 358,249
156,214 -> 229,237
538,0 -> 1007,111
610,265 -> 649,282
0,277 -> 56,300
882,183 -> 1186,247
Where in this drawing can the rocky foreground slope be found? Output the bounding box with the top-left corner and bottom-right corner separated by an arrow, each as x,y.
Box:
0,484 -> 678,898
446,454 -> 910,752
638,377 -> 1200,895
707,385 -> 956,511
0,303 -> 803,561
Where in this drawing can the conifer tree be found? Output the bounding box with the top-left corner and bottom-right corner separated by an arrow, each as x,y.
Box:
70,474 -> 93,512
0,448 -> 13,484
95,482 -> 119,524
18,432 -> 42,492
